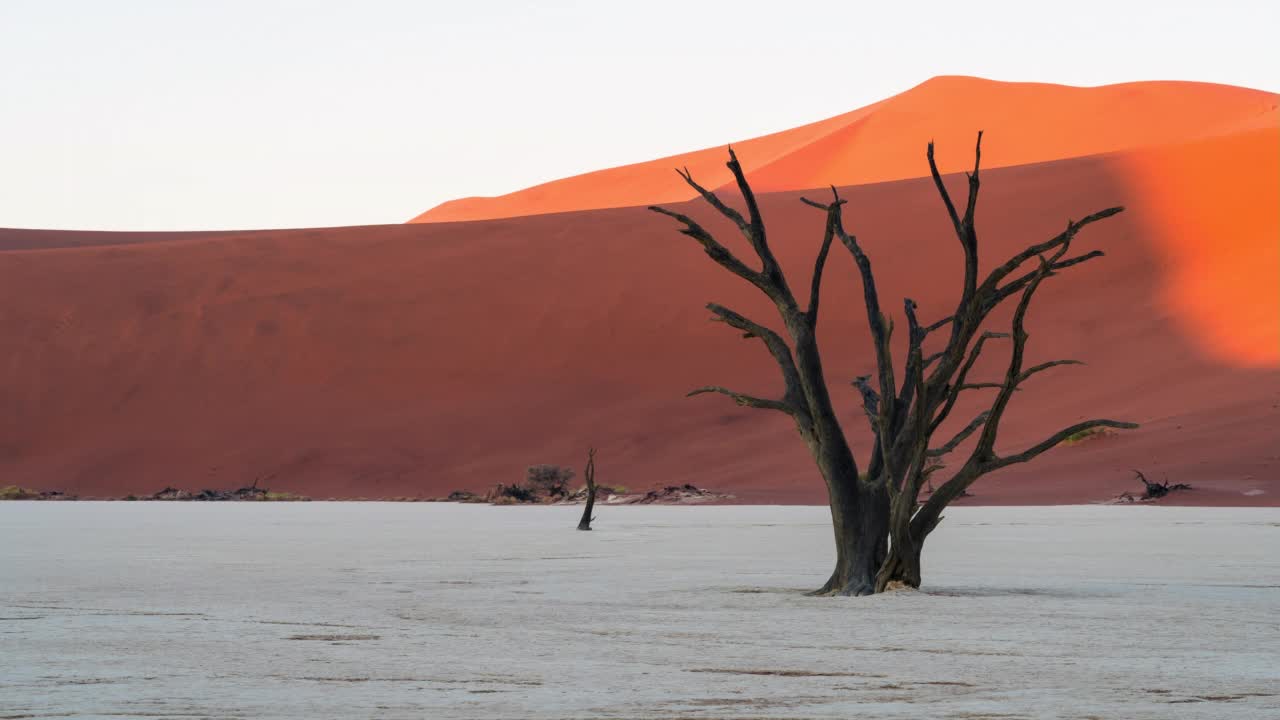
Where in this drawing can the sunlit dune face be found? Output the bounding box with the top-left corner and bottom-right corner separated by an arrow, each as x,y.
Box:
409,104 -> 876,223
413,77 -> 1279,370
747,78 -> 1278,193
411,77 -> 1278,224
1116,126 -> 1280,367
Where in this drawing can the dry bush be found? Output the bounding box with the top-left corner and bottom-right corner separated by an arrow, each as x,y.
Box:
524,464 -> 574,498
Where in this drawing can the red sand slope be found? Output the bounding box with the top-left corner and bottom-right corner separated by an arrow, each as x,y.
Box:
410,77 -> 1278,223
1,120 -> 1276,504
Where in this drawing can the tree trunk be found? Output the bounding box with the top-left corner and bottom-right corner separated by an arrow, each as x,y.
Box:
875,538 -> 923,592
875,487 -> 953,591
577,448 -> 597,531
809,456 -> 889,596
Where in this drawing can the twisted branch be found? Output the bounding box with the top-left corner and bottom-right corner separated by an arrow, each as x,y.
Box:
688,386 -> 795,415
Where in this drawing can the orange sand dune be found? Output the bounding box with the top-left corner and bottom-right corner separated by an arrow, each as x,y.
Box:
411,76 -> 1278,223
412,97 -> 886,224
0,228 -> 245,252
1115,127 -> 1280,367
2,126 -> 1276,504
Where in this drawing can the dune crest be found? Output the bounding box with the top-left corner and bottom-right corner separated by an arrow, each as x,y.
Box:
409,76 -> 1278,223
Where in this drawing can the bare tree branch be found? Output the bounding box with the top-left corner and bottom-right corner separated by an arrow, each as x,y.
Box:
987,250 -> 1106,311
706,303 -> 805,412
851,375 -> 880,432
927,133 -> 983,305
897,298 -> 926,411
924,315 -> 953,333
805,193 -> 840,325
927,140 -> 964,239
707,302 -> 784,344
648,205 -> 763,288
673,167 -> 749,234
957,382 -> 1006,391
928,411 -> 990,458
688,386 -> 795,415
959,132 -> 984,299
961,131 -> 983,231
651,151 -> 799,310
1018,359 -> 1084,383
726,147 -> 770,261
973,258 -> 1056,460
929,331 -> 1009,434
981,208 -> 1123,292
988,419 -> 1140,470
713,147 -> 792,298
831,200 -> 896,424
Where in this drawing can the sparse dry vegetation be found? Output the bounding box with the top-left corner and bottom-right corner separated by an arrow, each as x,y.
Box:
142,484 -> 311,501
486,464 -> 576,504
0,486 -> 74,501
0,485 -> 40,500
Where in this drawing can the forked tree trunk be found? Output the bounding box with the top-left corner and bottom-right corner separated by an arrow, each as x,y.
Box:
577,448 -> 597,531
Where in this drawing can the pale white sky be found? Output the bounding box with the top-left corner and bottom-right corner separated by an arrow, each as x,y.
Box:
1,0 -> 1276,231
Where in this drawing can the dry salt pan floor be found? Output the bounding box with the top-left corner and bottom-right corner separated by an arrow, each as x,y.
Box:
2,503 -> 1278,719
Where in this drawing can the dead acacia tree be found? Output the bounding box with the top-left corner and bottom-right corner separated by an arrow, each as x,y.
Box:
1134,470 -> 1190,499
650,134 -> 1137,595
577,447 -> 598,531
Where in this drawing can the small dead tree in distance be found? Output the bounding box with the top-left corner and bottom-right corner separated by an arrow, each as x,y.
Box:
649,133 -> 1137,595
578,447 -> 598,531
1134,469 -> 1190,499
